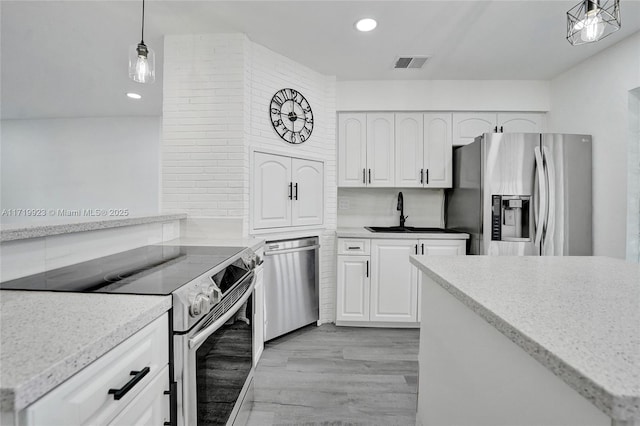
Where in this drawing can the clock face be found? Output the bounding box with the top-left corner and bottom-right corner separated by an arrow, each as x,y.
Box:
269,88 -> 314,144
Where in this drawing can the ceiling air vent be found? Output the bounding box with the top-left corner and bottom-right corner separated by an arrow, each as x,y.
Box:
393,56 -> 430,69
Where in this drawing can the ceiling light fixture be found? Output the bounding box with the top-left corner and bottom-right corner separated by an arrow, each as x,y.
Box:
129,0 -> 155,83
355,18 -> 377,32
567,0 -> 620,45
126,92 -> 142,99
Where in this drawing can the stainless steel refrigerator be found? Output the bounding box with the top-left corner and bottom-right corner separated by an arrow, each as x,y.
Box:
446,133 -> 592,256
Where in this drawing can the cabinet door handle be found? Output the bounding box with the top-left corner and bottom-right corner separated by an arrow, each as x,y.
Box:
368,169 -> 371,184
348,246 -> 360,250
426,169 -> 429,185
288,182 -> 293,200
421,244 -> 424,255
500,126 -> 504,133
494,126 -> 498,132
363,168 -> 366,184
366,260 -> 369,278
294,183 -> 298,200
420,169 -> 424,184
108,367 -> 150,400
415,244 -> 418,254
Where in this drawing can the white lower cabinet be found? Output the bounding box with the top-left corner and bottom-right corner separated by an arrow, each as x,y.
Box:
336,238 -> 466,326
21,314 -> 169,426
336,255 -> 370,322
370,239 -> 418,322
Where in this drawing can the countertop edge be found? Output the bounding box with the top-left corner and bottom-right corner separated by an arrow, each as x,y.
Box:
0,296 -> 172,412
336,228 -> 470,240
0,214 -> 188,243
409,256 -> 640,422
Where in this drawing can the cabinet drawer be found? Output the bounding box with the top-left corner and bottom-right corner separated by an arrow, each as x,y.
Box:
23,314 -> 169,426
338,238 -> 370,255
107,365 -> 169,426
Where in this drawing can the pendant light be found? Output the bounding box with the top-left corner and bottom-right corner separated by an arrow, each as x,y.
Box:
128,0 -> 155,83
567,0 -> 621,45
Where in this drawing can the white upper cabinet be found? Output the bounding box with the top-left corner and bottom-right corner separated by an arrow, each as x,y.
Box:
452,113 -> 497,146
253,152 -> 292,229
497,112 -> 545,133
395,113 -> 452,188
366,113 -> 395,187
453,112 -> 546,145
423,113 -> 452,188
291,158 -> 324,227
395,113 -> 424,188
252,151 -> 324,231
338,113 -> 367,187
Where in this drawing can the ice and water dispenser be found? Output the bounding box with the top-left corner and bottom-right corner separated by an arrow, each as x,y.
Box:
491,195 -> 531,241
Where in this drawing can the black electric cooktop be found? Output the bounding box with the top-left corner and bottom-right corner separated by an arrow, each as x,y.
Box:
0,245 -> 244,295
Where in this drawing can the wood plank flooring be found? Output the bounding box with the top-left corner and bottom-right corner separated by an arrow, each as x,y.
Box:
246,324 -> 419,426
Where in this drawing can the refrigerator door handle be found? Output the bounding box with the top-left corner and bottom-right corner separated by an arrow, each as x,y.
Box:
534,146 -> 547,249
542,146 -> 556,253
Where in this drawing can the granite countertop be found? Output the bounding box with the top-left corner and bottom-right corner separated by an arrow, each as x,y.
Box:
409,255 -> 640,422
0,291 -> 172,412
337,227 -> 469,240
0,213 -> 187,242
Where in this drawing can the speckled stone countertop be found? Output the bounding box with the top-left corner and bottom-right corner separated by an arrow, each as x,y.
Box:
0,291 -> 171,412
336,227 -> 469,240
0,213 -> 187,242
409,255 -> 640,422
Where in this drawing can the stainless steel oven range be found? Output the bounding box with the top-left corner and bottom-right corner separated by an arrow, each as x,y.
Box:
0,244 -> 260,426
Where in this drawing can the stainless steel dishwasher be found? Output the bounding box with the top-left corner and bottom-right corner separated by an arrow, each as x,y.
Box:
263,236 -> 319,341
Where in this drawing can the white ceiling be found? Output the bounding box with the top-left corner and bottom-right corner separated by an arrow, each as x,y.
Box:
2,0 -> 640,119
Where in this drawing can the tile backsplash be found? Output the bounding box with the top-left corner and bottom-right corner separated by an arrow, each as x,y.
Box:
337,188 -> 444,229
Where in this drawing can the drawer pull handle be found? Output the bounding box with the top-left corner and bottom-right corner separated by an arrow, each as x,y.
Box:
108,367 -> 150,400
347,246 -> 360,250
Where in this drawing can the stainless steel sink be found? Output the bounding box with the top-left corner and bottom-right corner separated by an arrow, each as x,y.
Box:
365,226 -> 459,234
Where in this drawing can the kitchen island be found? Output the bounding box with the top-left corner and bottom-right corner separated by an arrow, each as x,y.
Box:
409,255 -> 639,426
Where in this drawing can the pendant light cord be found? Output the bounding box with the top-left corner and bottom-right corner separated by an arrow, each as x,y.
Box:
140,0 -> 145,44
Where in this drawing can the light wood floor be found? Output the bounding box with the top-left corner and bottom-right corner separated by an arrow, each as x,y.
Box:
246,324 -> 420,426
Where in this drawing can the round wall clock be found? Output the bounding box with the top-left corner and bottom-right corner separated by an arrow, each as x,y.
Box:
269,88 -> 314,144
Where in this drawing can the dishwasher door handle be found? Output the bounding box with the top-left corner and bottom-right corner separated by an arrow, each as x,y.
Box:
264,244 -> 321,256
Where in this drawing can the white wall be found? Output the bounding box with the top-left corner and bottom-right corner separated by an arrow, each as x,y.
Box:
336,80 -> 550,112
162,34 -> 338,323
338,188 -> 443,229
0,117 -> 161,223
547,31 -> 640,259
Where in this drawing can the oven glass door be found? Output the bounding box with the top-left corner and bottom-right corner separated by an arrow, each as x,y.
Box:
195,293 -> 253,425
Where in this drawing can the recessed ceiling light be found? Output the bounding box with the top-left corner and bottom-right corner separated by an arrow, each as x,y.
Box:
355,18 -> 377,32
126,92 -> 142,100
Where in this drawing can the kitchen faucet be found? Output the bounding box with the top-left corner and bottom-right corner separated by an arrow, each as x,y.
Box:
397,192 -> 408,227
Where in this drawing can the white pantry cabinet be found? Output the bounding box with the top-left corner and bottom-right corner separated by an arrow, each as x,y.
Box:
21,314 -> 169,426
253,151 -> 323,230
395,113 -> 452,188
452,112 -> 545,146
337,113 -> 394,187
336,238 -> 466,326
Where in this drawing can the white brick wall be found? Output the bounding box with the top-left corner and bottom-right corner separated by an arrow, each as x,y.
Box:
162,34 -> 338,323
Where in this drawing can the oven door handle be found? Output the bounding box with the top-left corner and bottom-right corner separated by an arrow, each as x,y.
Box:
188,280 -> 255,350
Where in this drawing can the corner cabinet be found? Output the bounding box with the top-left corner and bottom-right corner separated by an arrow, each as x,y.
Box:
252,151 -> 324,231
336,237 -> 466,326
